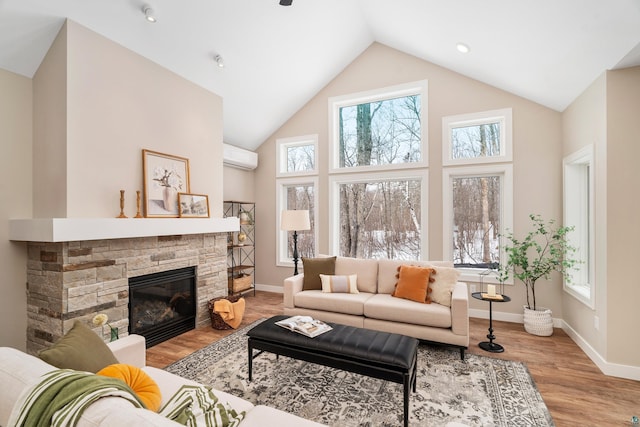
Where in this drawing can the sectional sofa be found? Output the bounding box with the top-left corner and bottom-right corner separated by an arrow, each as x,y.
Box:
0,333 -> 325,426
284,256 -> 469,358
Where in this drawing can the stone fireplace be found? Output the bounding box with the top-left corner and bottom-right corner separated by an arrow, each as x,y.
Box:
22,230 -> 230,354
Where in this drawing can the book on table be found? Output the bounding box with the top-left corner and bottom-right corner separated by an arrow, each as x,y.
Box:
275,316 -> 332,338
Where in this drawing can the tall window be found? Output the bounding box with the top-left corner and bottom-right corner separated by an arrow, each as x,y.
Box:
276,135 -> 318,267
563,146 -> 595,308
328,80 -> 428,260
442,109 -> 513,281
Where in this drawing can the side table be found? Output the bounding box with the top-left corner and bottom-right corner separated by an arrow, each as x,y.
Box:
471,292 -> 511,353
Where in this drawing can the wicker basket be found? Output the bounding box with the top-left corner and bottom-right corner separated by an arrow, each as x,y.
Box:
208,294 -> 243,330
523,306 -> 554,336
228,274 -> 253,293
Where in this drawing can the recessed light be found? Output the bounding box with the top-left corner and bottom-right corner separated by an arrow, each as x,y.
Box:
215,55 -> 224,68
143,6 -> 157,23
456,43 -> 470,54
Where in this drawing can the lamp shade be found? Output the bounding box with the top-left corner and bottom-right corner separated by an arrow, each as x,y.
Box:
280,210 -> 310,231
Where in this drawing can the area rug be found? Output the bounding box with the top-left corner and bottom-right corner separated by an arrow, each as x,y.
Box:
166,320 -> 554,426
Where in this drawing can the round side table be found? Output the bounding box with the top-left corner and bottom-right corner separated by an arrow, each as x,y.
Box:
471,292 -> 511,353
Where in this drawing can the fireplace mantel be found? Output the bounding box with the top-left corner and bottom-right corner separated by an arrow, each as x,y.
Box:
9,217 -> 239,242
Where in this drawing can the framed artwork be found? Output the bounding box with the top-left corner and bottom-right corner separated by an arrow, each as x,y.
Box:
178,193 -> 210,218
142,149 -> 190,217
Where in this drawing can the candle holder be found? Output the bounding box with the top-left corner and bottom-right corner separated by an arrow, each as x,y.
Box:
135,190 -> 143,218
117,190 -> 128,218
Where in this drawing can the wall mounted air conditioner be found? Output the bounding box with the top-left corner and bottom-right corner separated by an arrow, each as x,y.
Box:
223,143 -> 258,170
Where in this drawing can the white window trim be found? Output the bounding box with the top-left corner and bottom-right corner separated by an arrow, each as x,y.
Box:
275,176 -> 319,268
563,145 -> 595,309
328,80 -> 428,174
442,108 -> 513,166
328,169 -> 428,259
442,164 -> 513,284
276,134 -> 318,178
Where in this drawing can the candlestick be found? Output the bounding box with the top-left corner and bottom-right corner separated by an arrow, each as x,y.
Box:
117,190 -> 128,218
135,190 -> 143,218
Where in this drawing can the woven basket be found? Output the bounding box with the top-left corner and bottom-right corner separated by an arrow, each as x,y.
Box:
208,294 -> 243,330
228,274 -> 253,293
523,306 -> 554,336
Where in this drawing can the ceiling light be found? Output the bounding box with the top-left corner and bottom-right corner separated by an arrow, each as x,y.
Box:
279,0 -> 293,5
143,6 -> 156,23
215,55 -> 224,68
456,43 -> 470,54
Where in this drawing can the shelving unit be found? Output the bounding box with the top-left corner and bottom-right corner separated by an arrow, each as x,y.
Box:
223,201 -> 255,296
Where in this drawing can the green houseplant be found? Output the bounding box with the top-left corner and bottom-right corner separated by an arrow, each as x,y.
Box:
501,214 -> 579,335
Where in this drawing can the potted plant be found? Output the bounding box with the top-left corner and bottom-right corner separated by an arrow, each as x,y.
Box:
501,214 -> 579,336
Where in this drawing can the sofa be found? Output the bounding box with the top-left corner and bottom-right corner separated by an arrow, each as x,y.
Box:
284,256 -> 469,358
0,334 -> 325,426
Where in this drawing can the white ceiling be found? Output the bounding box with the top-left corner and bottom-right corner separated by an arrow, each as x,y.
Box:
1,0 -> 640,151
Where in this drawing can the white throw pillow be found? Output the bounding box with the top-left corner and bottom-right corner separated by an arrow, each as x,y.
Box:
319,274 -> 359,294
430,267 -> 461,307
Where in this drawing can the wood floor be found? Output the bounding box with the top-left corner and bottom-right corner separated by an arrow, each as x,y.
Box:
146,291 -> 640,427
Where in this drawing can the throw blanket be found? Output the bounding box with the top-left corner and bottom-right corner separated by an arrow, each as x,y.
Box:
213,298 -> 245,329
9,369 -> 145,427
160,385 -> 245,427
9,369 -> 245,427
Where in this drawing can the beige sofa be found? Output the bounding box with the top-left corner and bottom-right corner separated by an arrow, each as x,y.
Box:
0,335 -> 325,426
284,257 -> 469,358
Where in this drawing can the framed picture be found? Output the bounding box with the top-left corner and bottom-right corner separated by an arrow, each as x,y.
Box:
178,193 -> 210,218
142,149 -> 190,217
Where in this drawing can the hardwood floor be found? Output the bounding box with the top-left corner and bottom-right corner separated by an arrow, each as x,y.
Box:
146,291 -> 640,426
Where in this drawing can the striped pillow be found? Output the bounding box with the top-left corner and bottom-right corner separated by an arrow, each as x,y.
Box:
319,274 -> 359,294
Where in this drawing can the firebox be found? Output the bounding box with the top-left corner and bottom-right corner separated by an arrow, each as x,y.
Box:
129,266 -> 196,347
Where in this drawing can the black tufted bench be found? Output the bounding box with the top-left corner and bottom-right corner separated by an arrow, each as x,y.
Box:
247,315 -> 419,427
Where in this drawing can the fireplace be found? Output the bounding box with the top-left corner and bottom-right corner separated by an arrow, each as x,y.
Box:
129,266 -> 197,348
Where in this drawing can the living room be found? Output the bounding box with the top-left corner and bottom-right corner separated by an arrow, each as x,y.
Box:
1,1 -> 640,424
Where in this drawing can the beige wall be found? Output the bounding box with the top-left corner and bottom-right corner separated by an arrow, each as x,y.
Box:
561,74 -> 608,357
0,69 -> 32,350
34,20 -> 224,219
254,42 -> 564,318
33,22 -> 67,218
2,19 -> 225,349
223,166 -> 255,203
605,67 -> 640,366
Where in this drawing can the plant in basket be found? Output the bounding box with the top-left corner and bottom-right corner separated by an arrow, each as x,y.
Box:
500,214 -> 580,336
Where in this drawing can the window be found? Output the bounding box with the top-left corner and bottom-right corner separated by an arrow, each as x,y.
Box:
328,81 -> 428,260
443,108 -> 512,165
276,135 -> 317,177
442,108 -> 513,282
443,165 -> 513,280
329,81 -> 427,172
329,171 -> 427,260
563,146 -> 595,308
276,177 -> 318,267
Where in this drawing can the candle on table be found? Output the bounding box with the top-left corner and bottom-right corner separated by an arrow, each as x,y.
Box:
487,284 -> 496,296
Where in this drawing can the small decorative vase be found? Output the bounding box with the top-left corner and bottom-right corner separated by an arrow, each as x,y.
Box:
162,187 -> 178,212
237,231 -> 247,244
109,326 -> 119,342
238,210 -> 251,225
523,306 -> 554,336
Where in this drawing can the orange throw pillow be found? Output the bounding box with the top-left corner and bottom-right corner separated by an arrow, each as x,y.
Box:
392,265 -> 434,303
97,364 -> 162,412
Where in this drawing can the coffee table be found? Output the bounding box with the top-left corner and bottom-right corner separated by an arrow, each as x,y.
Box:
247,315 -> 419,427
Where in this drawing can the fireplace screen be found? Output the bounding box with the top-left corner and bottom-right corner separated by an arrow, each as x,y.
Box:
129,266 -> 196,347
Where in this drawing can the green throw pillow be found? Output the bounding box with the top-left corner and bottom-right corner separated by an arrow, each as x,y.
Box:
39,320 -> 119,373
302,256 -> 336,290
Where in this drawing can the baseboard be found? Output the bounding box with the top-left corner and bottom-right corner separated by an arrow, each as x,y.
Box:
469,308 -> 563,328
561,320 -> 640,381
255,283 -> 283,293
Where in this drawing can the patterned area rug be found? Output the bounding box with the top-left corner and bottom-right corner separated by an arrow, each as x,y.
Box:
166,320 -> 554,427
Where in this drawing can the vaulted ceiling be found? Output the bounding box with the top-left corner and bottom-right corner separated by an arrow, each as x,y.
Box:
2,0 -> 639,150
